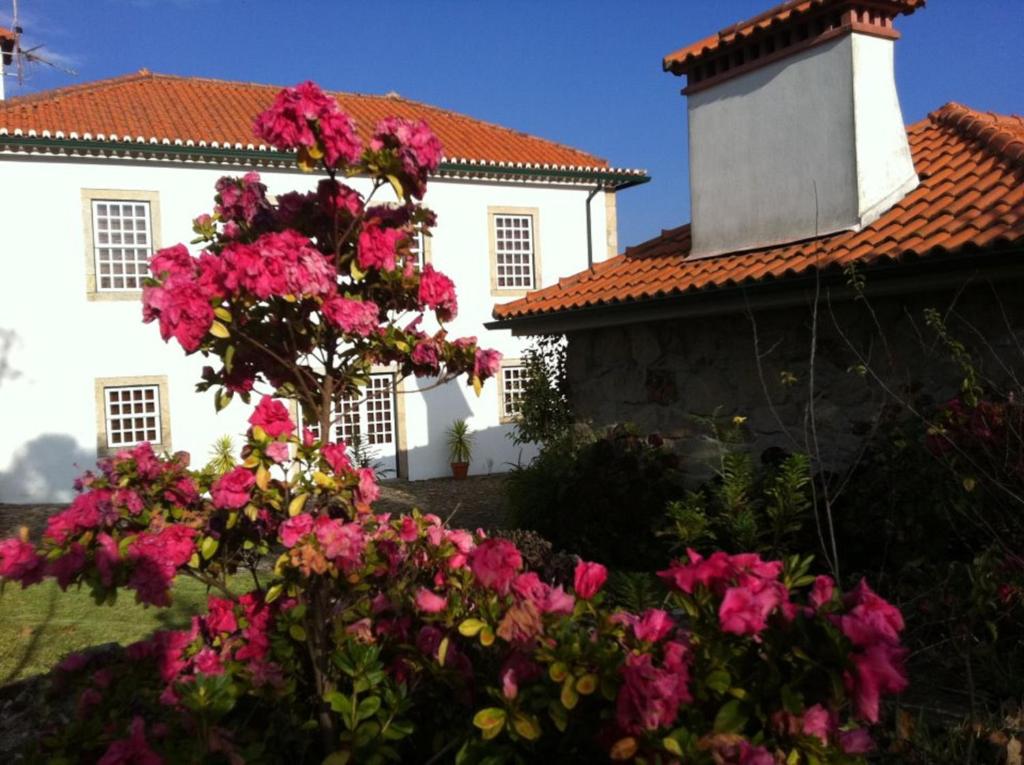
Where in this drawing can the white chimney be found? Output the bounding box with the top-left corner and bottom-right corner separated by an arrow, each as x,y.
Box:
665,0 -> 923,258
0,27 -> 16,102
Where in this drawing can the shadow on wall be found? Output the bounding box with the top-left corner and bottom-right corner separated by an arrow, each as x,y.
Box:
0,434 -> 95,504
0,328 -> 22,388
401,378 -> 538,480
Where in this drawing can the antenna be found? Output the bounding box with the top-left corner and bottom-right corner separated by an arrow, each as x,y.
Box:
3,0 -> 77,93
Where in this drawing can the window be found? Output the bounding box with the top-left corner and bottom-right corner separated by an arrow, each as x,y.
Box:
499,363 -> 528,422
306,375 -> 395,447
94,375 -> 171,454
409,230 -> 427,270
92,201 -> 153,291
82,189 -> 161,299
489,207 -> 540,295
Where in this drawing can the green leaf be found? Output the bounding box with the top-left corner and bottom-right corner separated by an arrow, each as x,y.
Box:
472,707 -> 506,740
357,695 -> 382,721
663,737 -> 683,756
214,306 -> 233,323
288,493 -> 309,517
322,752 -> 350,765
209,320 -> 230,339
289,624 -> 307,642
200,536 -> 219,560
386,174 -> 404,200
265,584 -> 284,604
326,692 -> 353,717
512,713 -> 541,741
458,618 -> 486,637
437,637 -> 450,667
706,669 -> 731,694
713,699 -> 748,734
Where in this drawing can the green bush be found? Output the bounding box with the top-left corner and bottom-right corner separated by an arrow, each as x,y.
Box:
506,425 -> 685,569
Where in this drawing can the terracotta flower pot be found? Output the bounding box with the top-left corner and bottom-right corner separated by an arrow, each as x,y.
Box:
451,462 -> 469,480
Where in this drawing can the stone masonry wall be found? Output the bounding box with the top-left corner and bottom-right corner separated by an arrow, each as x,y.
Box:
565,279 -> 1024,482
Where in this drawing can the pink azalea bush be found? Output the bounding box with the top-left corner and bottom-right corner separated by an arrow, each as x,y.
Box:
0,82 -> 908,764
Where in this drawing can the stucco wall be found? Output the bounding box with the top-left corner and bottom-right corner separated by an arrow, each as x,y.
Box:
565,280 -> 1024,481
0,154 -> 609,500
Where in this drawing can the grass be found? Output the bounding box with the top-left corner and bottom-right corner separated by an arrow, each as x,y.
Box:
0,575 -> 246,685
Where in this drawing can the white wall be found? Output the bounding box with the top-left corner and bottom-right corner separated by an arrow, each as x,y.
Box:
687,32 -> 917,258
0,155 -> 610,500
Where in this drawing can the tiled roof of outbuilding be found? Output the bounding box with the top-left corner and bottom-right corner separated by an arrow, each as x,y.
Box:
493,103 -> 1024,321
0,70 -> 637,173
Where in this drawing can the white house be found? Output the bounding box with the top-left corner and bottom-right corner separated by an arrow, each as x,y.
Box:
0,68 -> 647,502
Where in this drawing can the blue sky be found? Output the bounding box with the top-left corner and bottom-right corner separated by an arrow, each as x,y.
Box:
4,0 -> 1022,249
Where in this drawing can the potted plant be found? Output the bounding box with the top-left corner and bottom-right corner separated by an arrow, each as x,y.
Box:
446,418 -> 473,480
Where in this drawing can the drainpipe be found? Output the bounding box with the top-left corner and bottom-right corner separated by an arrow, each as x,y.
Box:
585,185 -> 601,269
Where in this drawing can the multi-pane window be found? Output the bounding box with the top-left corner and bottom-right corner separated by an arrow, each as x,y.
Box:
92,200 -> 152,291
409,231 -> 426,270
494,214 -> 535,289
103,385 -> 161,448
501,365 -> 528,421
306,376 -> 394,447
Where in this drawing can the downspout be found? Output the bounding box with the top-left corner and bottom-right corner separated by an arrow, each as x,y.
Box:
585,185 -> 601,269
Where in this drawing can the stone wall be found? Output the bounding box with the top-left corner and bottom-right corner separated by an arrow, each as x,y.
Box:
564,279 -> 1024,482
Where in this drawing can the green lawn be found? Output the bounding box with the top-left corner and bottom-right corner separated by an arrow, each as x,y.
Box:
0,577 -> 236,685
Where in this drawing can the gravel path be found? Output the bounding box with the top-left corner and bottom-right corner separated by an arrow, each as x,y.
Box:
0,474 -> 513,540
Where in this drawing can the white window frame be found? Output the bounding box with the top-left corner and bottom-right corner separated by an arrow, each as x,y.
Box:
94,375 -> 171,455
81,189 -> 161,300
489,207 -> 540,296
498,361 -> 528,424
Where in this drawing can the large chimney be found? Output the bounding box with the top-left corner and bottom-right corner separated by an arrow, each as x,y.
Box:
0,27 -> 17,102
665,0 -> 923,258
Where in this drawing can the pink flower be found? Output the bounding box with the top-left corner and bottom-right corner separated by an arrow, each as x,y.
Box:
418,264 -> 458,321
633,608 -> 674,642
615,641 -> 691,734
253,81 -> 361,166
142,276 -> 214,353
470,538 -> 522,594
317,109 -> 362,168
357,225 -> 403,272
801,704 -> 832,744
249,395 -> 295,438
211,467 -> 256,509
573,561 -> 608,599
839,579 -> 905,647
411,341 -> 440,374
840,728 -> 875,754
0,537 -> 44,586
415,588 -> 448,613
97,716 -> 162,765
194,647 -> 224,676
398,515 -> 419,543
314,516 -> 365,570
317,179 -> 363,216
472,348 -> 502,381
321,443 -> 352,475
95,533 -> 120,587
718,578 -> 788,637
847,643 -> 908,722
206,597 -> 238,634
149,244 -> 194,280
280,513 -> 314,548
266,442 -> 291,463
809,575 -> 835,610
370,117 -> 443,198
543,586 -> 575,615
127,527 -> 197,607
355,468 -> 380,508
49,543 -> 86,590
322,296 -> 380,337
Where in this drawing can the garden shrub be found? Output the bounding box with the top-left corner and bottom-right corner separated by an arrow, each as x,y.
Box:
0,81 -> 908,764
510,335 -> 572,447
506,425 -> 686,570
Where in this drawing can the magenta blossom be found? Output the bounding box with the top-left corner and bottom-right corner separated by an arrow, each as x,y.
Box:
414,588 -> 448,613
357,225 -> 403,272
472,347 -> 502,381
280,514 -> 314,548
211,467 -> 256,509
470,538 -> 522,594
321,443 -> 353,475
0,537 -> 45,587
250,395 -> 295,438
573,560 -> 608,599
322,296 -> 380,338
418,264 -> 458,321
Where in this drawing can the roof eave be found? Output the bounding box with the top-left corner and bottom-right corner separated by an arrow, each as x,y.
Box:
487,245 -> 1024,336
0,132 -> 650,188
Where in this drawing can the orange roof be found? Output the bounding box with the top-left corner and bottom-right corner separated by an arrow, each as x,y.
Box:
0,26 -> 15,41
494,103 -> 1024,321
0,70 -> 614,170
664,0 -> 924,74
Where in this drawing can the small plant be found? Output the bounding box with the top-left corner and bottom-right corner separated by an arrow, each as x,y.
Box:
446,418 -> 473,479
203,435 -> 236,477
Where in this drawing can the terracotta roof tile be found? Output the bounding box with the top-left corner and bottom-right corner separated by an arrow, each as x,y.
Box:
663,0 -> 924,74
494,103 -> 1024,321
0,70 -> 610,168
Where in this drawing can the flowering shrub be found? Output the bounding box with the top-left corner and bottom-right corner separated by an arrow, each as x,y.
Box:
0,82 -> 908,763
